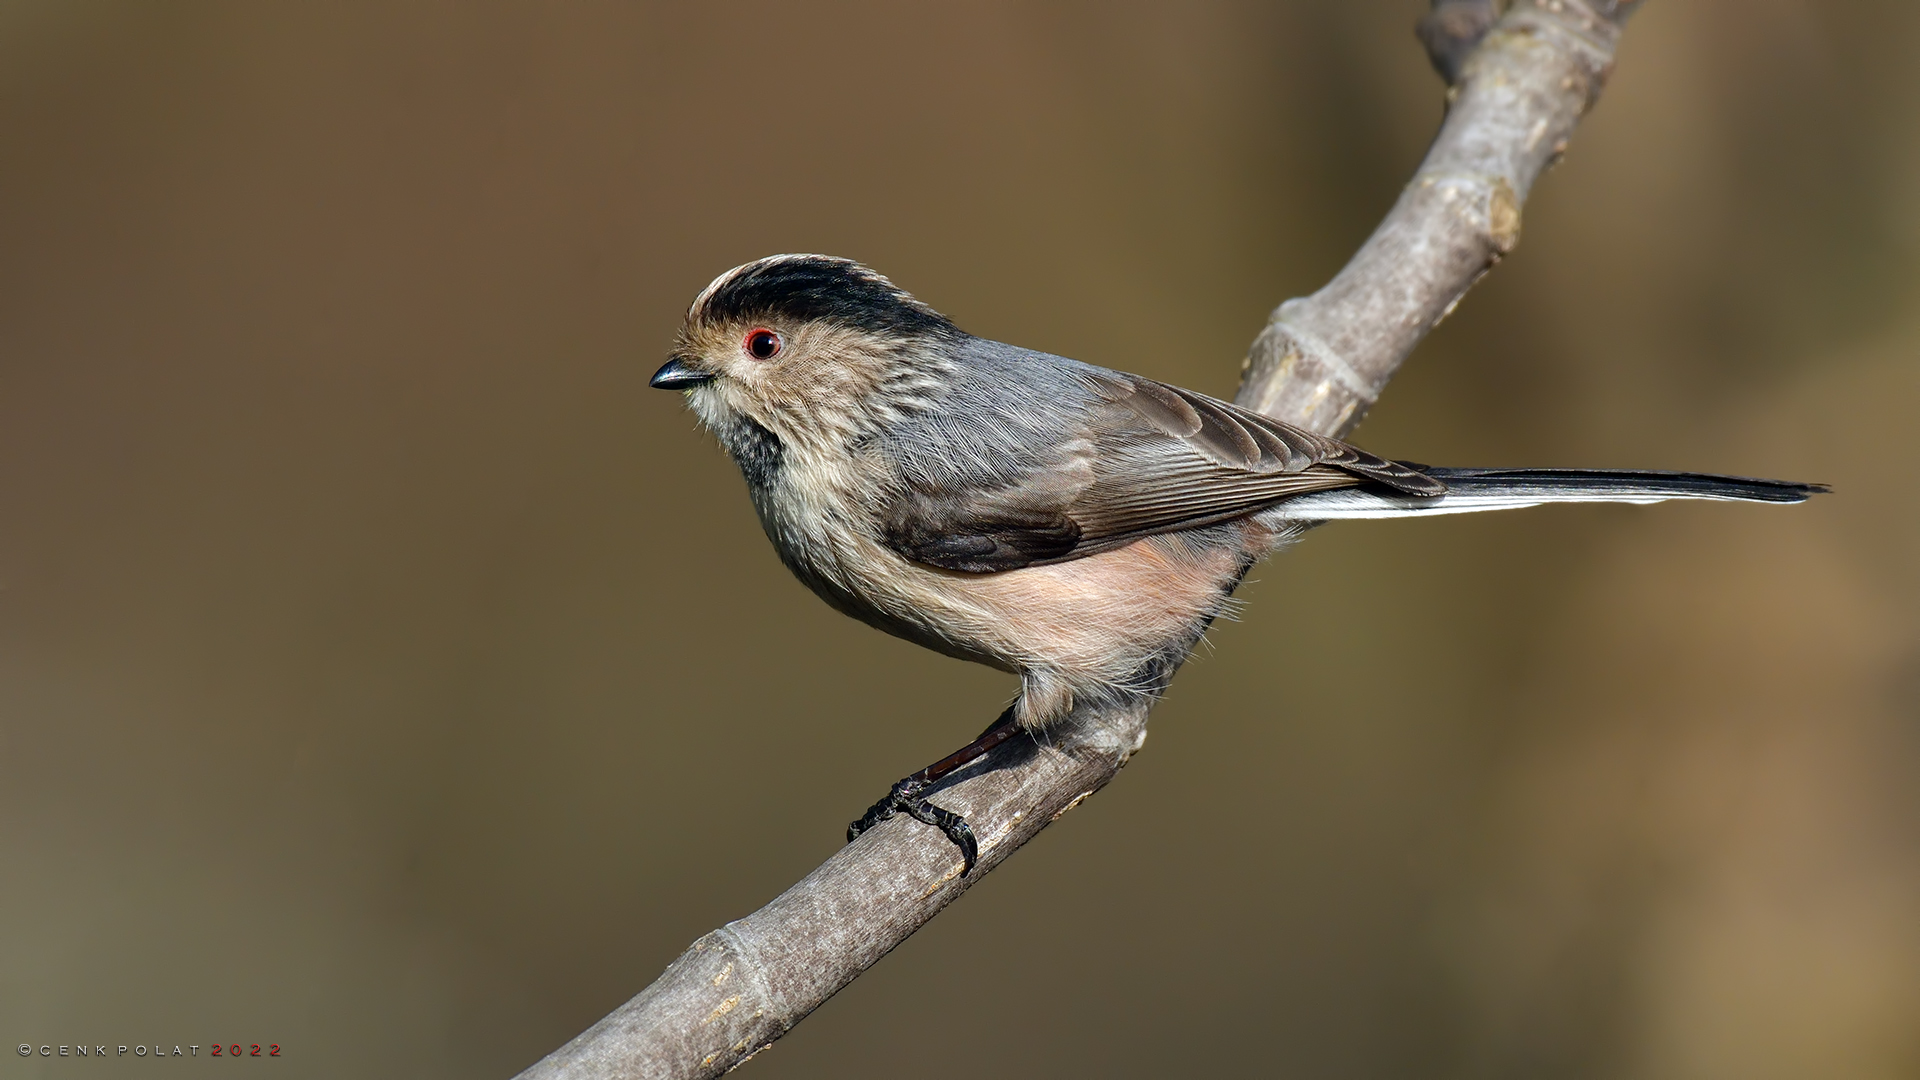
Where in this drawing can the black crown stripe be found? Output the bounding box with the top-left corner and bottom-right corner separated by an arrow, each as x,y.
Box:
699,257 -> 957,337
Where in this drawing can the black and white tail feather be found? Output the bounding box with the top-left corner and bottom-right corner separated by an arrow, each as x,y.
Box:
1267,467 -> 1826,522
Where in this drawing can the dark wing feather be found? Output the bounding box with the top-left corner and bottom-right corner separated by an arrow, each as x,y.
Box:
1093,372 -> 1443,494
881,364 -> 1444,573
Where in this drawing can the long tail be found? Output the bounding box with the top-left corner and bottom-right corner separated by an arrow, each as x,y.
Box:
1267,467 -> 1827,521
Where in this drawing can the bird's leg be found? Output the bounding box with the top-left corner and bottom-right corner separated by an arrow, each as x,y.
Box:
846,705 -> 1024,874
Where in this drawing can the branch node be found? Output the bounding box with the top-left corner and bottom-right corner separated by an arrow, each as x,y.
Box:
1488,177 -> 1522,252
1269,302 -> 1380,398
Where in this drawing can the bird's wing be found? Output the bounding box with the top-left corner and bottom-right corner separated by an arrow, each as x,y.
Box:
879,369 -> 1444,573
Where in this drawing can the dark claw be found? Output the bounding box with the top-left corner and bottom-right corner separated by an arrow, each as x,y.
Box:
844,706 -> 1021,876
900,798 -> 978,873
845,777 -> 980,874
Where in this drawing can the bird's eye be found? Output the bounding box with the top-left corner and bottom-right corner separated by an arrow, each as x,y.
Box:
743,328 -> 783,361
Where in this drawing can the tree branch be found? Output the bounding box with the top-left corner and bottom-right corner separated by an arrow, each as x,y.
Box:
1242,0 -> 1639,436
513,3 -> 1639,1076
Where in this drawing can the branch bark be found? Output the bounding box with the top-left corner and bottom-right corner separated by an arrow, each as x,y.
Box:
514,2 -> 1639,1076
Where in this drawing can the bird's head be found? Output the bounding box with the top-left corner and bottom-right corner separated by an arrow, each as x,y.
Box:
654,255 -> 960,460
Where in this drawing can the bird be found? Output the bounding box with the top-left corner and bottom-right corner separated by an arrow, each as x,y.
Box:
650,253 -> 1825,872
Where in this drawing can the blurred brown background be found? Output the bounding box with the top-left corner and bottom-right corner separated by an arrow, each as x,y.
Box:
2,2 -> 1915,1077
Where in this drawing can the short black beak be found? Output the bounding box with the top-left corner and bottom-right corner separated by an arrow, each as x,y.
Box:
650,358 -> 714,390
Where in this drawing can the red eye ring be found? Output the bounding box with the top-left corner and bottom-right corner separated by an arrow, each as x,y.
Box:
743,328 -> 782,361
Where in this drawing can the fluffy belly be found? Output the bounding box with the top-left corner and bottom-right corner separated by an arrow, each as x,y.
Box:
838,522 -> 1267,726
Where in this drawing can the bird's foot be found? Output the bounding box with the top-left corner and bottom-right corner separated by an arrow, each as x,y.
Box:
846,777 -> 979,874
843,706 -> 1023,875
